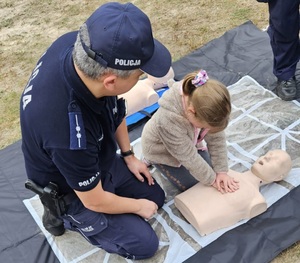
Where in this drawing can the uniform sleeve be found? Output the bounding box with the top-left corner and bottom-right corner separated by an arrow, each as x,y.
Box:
50,146 -> 101,192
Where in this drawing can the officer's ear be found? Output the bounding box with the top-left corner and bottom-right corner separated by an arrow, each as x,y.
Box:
102,74 -> 117,91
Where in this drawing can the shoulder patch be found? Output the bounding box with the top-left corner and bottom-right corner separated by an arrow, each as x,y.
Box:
68,101 -> 87,150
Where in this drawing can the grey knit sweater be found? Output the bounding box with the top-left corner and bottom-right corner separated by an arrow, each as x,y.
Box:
141,80 -> 229,186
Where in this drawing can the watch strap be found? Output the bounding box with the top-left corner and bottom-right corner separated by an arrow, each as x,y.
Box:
121,146 -> 134,158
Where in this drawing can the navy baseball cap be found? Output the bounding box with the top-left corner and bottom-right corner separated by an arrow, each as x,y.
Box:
80,2 -> 171,78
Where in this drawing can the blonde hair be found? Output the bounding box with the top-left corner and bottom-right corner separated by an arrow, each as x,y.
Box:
182,71 -> 231,133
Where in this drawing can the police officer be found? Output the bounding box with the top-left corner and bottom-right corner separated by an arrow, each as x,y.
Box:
20,2 -> 171,260
258,0 -> 300,101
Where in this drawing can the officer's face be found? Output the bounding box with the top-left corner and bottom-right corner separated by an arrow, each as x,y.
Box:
115,70 -> 144,95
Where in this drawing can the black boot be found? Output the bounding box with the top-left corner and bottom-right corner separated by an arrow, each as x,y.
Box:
276,77 -> 297,101
42,205 -> 65,236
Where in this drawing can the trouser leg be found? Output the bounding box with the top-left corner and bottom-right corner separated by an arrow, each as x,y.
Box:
63,155 -> 164,259
267,0 -> 300,80
110,155 -> 165,208
155,150 -> 212,191
63,203 -> 159,260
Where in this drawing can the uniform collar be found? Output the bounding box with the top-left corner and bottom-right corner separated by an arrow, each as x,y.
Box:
63,50 -> 107,114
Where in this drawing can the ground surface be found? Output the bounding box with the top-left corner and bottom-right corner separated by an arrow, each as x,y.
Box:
1,0 -> 299,261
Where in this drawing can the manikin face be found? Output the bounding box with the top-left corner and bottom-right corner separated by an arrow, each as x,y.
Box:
251,149 -> 292,182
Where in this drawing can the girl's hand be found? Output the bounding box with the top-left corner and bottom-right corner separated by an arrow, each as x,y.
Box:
212,172 -> 239,194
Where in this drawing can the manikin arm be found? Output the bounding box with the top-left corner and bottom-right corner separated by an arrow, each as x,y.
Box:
249,202 -> 267,218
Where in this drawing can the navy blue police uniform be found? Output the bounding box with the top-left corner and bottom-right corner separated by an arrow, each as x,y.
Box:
267,0 -> 300,81
20,31 -> 165,259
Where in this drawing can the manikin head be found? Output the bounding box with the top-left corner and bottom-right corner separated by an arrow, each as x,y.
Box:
251,149 -> 292,183
147,67 -> 175,89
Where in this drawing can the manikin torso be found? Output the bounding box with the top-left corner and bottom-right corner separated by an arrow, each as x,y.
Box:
174,150 -> 292,236
119,67 -> 174,116
175,170 -> 266,236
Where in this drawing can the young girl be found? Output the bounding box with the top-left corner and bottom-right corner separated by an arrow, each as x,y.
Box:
141,69 -> 239,193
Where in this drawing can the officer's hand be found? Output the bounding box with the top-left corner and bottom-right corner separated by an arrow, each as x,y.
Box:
136,199 -> 158,219
124,155 -> 155,185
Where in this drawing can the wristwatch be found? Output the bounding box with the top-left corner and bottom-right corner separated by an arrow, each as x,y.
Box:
121,145 -> 134,158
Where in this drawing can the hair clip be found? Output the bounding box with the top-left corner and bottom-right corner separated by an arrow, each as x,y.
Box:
192,69 -> 209,87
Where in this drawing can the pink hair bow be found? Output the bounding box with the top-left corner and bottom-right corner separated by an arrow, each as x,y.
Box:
192,69 -> 209,87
